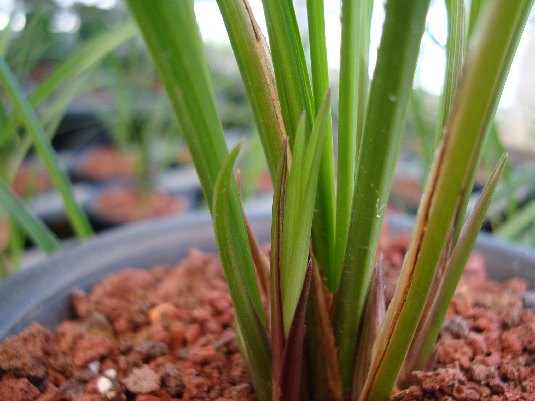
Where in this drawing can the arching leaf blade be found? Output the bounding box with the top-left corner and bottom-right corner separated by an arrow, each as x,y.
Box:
0,179 -> 60,254
0,59 -> 93,239
212,143 -> 271,401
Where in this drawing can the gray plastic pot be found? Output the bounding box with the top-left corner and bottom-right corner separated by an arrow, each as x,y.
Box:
1,208 -> 534,340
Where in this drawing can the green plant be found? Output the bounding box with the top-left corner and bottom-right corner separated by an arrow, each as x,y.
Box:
125,1 -> 532,400
0,20 -> 137,275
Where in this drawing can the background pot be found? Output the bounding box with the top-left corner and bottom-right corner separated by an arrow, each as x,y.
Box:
1,208 -> 534,340
84,184 -> 190,231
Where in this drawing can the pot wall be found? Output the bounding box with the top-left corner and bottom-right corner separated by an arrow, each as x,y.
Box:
0,209 -> 534,340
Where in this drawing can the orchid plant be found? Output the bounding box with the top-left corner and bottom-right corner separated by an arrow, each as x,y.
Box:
126,1 -> 533,400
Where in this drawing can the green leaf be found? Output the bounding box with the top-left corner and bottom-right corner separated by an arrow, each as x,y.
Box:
333,0 -> 362,291
260,0 -> 314,138
0,179 -> 60,254
281,92 -> 330,335
0,59 -> 93,239
306,0 -> 336,289
357,0 -> 374,135
0,21 -> 137,145
0,25 -> 11,57
307,0 -> 330,111
333,0 -> 431,389
359,3 -> 533,399
270,138 -> 289,394
127,0 -> 228,207
216,0 -> 286,178
7,73 -> 95,182
467,0 -> 484,41
261,0 -> 335,285
440,0 -> 465,129
399,154 -> 507,387
212,143 -> 271,401
1,215 -> 25,278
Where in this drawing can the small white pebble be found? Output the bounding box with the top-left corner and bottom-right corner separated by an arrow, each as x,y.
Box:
97,376 -> 113,394
103,368 -> 117,379
88,361 -> 100,374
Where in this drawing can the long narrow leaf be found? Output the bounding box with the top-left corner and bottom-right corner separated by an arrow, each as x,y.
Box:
281,93 -> 330,335
260,0 -> 314,138
0,59 -> 93,239
334,0 -> 362,291
261,0 -> 335,283
213,143 -> 271,401
2,216 -> 24,278
445,1 -> 488,240
306,0 -> 336,289
357,0 -> 374,137
467,0 -> 484,41
359,3 -> 533,400
0,25 -> 10,57
7,73 -> 94,182
439,0 -> 465,129
271,139 -> 289,400
0,22 -> 137,145
399,154 -> 507,386
307,0 -> 330,109
442,0 -> 470,245
216,0 -> 287,178
127,0 -> 229,205
333,0 -> 431,389
0,179 -> 60,254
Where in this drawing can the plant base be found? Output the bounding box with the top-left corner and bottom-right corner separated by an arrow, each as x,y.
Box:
0,232 -> 534,400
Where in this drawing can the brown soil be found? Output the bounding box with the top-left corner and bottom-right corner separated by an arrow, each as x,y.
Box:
0,233 -> 534,401
77,148 -> 138,182
94,187 -> 187,224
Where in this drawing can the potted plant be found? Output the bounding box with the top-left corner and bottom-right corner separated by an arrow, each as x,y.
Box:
0,0 -> 534,400
1,208 -> 534,400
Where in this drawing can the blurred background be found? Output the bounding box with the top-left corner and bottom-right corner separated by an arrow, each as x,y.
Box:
0,0 -> 534,276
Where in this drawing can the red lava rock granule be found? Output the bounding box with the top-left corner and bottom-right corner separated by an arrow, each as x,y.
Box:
0,250 -> 254,401
384,239 -> 535,401
0,234 -> 534,401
